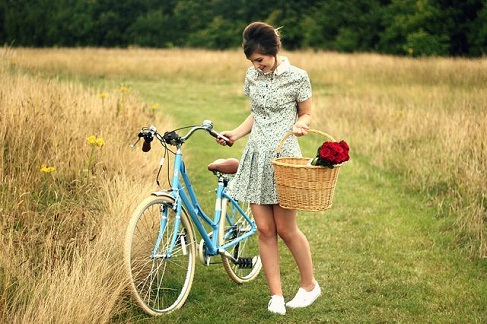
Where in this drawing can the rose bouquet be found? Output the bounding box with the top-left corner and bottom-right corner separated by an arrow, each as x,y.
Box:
310,140 -> 350,168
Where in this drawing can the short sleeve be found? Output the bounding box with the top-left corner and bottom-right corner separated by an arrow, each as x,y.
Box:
243,68 -> 252,97
296,72 -> 312,102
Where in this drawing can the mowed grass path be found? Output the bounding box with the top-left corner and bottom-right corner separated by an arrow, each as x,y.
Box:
122,78 -> 486,323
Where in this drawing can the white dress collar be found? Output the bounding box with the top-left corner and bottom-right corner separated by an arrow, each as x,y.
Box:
274,56 -> 290,76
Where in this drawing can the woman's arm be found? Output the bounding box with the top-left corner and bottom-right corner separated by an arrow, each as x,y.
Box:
232,114 -> 254,140
293,98 -> 312,135
217,114 -> 254,146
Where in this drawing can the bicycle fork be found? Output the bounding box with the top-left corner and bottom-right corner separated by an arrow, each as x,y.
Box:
151,201 -> 188,259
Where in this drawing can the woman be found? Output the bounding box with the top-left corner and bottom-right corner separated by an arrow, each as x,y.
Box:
217,22 -> 320,315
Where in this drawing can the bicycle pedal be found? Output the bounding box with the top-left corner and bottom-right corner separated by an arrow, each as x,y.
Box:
236,257 -> 254,269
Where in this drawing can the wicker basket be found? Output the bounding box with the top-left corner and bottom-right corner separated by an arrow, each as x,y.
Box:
272,129 -> 343,211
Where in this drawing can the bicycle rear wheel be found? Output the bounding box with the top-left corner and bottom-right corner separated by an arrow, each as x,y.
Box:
219,198 -> 261,283
124,195 -> 196,315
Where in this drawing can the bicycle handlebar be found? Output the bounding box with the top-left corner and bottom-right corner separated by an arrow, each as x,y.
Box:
132,120 -> 233,152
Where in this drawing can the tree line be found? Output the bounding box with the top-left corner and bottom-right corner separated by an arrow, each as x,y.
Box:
1,0 -> 485,57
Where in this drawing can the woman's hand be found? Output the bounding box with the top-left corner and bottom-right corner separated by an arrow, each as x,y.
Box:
216,131 -> 236,146
293,121 -> 310,136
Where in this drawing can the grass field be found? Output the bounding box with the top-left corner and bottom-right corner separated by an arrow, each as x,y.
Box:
1,47 -> 486,323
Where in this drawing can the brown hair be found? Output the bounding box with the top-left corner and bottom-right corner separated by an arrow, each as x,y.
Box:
242,22 -> 281,58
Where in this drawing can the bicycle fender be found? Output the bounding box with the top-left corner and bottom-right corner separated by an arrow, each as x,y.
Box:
151,191 -> 174,199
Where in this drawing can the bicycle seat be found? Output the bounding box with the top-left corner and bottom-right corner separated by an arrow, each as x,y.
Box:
207,158 -> 239,174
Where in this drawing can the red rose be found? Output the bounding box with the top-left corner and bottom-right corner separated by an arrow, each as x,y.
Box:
315,140 -> 350,167
318,143 -> 331,159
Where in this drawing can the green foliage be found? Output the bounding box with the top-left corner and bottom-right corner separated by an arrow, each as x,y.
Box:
379,0 -> 451,56
0,0 -> 485,56
126,10 -> 173,47
404,28 -> 450,56
466,2 -> 487,56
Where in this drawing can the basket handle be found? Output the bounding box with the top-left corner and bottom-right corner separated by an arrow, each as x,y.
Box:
275,129 -> 337,156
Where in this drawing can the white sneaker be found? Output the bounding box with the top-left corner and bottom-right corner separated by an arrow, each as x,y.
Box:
267,295 -> 286,315
286,282 -> 321,308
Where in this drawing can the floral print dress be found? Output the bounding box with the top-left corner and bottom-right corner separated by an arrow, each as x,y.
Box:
231,57 -> 312,204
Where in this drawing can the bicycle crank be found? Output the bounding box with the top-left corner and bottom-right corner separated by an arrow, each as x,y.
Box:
198,238 -> 211,266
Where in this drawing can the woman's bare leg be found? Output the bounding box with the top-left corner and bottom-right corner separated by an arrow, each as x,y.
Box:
273,205 -> 316,290
251,204 -> 283,296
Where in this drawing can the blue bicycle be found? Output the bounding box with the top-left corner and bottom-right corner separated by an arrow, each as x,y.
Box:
124,120 -> 262,315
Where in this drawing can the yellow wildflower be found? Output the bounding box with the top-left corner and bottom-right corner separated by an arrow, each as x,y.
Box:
86,135 -> 97,145
87,135 -> 105,147
98,91 -> 108,99
119,85 -> 132,95
96,138 -> 105,147
150,102 -> 159,111
40,164 -> 56,173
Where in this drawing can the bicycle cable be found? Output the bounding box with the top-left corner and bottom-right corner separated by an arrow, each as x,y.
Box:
156,139 -> 170,188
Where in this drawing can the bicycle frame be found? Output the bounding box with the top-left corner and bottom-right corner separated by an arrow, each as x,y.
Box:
151,145 -> 257,260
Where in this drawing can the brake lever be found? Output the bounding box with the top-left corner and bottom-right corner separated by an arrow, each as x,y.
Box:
130,137 -> 141,148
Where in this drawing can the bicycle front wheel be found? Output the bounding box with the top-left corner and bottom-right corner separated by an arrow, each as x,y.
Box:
124,195 -> 196,315
219,198 -> 261,283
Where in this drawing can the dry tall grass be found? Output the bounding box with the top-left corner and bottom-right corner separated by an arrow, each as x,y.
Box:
7,47 -> 246,82
1,47 -> 172,323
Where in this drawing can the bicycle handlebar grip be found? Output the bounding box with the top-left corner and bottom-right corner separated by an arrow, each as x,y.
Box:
142,140 -> 151,152
209,129 -> 233,147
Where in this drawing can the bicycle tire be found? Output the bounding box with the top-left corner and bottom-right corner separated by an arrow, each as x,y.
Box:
124,195 -> 196,315
219,198 -> 262,283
